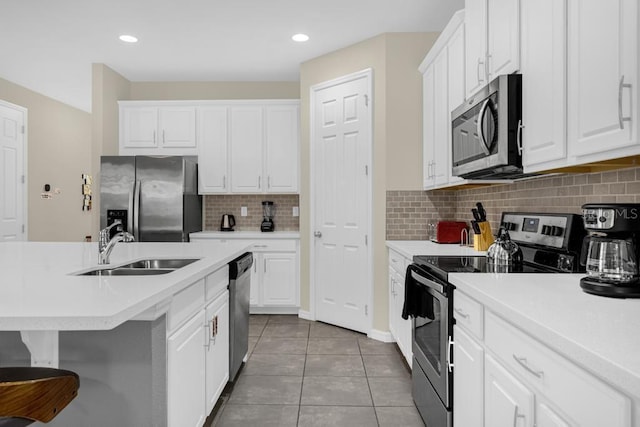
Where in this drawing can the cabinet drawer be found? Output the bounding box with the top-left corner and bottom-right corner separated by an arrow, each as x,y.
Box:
251,240 -> 296,252
205,266 -> 229,303
168,279 -> 205,333
485,311 -> 631,427
388,249 -> 408,276
453,291 -> 484,340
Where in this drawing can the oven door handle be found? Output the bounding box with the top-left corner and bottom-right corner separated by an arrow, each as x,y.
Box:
447,336 -> 454,373
476,99 -> 492,155
410,270 -> 444,294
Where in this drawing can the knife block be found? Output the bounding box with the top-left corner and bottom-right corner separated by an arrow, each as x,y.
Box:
474,222 -> 494,251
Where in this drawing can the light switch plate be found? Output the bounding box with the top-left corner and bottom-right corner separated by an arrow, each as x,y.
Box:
292,206 -> 299,217
241,206 -> 248,217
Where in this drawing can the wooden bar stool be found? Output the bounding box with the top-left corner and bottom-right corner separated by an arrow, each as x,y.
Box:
0,367 -> 79,426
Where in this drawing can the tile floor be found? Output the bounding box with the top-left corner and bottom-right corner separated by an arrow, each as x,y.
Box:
208,314 -> 425,427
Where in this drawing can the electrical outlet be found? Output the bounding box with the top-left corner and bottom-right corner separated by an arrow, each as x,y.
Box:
241,206 -> 248,217
292,206 -> 299,217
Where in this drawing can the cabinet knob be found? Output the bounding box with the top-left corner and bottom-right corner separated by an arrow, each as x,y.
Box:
314,231 -> 322,238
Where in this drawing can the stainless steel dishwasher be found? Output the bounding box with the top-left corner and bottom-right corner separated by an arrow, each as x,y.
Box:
228,252 -> 253,382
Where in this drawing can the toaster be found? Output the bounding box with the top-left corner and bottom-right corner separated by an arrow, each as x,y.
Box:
434,221 -> 468,244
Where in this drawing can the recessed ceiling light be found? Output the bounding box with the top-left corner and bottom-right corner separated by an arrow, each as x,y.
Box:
292,33 -> 309,42
119,35 -> 138,43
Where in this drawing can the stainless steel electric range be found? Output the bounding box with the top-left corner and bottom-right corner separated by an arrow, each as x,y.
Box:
406,212 -> 586,427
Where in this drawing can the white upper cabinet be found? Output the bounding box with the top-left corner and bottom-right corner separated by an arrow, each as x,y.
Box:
447,22 -> 466,185
465,0 -> 520,99
120,103 -> 197,154
422,65 -> 436,189
265,104 -> 299,193
567,0 -> 638,159
486,0 -> 520,77
465,0 -> 488,98
120,100 -> 300,194
520,0 -> 567,172
230,106 -> 264,193
433,49 -> 450,187
198,106 -> 229,193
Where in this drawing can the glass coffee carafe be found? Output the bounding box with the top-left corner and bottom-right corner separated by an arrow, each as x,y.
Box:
585,236 -> 638,283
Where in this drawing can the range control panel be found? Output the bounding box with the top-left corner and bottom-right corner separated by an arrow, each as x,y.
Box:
501,213 -> 568,249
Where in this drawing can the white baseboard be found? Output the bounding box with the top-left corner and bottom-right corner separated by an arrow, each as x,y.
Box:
298,309 -> 315,321
368,329 -> 394,343
249,306 -> 299,315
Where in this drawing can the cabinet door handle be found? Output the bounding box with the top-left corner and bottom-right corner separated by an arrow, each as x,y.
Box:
223,175 -> 226,189
264,259 -> 267,273
390,278 -> 395,296
153,130 -> 156,144
512,354 -> 544,378
454,308 -> 469,319
446,336 -> 454,372
162,129 -> 166,143
516,120 -> 524,155
619,75 -> 632,129
486,54 -> 492,79
267,176 -> 271,189
203,323 -> 211,348
512,406 -> 525,427
254,244 -> 268,248
258,176 -> 261,189
477,58 -> 485,83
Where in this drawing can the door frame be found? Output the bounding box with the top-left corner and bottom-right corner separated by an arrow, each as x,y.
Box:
308,68 -> 374,333
0,99 -> 28,240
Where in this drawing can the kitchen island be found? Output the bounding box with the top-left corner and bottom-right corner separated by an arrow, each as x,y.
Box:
0,240 -> 252,427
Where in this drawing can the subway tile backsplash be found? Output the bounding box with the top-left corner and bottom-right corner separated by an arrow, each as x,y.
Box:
387,166 -> 640,240
204,194 -> 299,231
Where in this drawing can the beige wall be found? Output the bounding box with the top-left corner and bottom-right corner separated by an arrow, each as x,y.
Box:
0,78 -> 92,241
385,33 -> 439,190
91,64 -> 131,240
130,82 -> 299,100
299,33 -> 436,332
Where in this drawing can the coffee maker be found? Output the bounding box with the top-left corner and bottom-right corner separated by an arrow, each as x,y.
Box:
580,203 -> 640,297
261,201 -> 275,232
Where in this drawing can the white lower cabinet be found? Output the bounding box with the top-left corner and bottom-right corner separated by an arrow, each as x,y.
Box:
485,354 -> 535,427
453,326 -> 484,427
190,235 -> 300,314
250,240 -> 299,313
454,290 -> 632,427
387,250 -> 412,366
166,267 -> 230,427
205,290 -> 229,414
167,310 -> 207,427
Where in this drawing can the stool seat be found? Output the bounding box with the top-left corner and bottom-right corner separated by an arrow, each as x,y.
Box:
0,367 -> 79,426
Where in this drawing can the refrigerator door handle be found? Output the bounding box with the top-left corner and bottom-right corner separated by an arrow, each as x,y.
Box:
127,182 -> 135,235
133,180 -> 141,241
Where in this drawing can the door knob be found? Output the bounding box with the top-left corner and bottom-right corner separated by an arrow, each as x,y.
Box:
314,231 -> 322,238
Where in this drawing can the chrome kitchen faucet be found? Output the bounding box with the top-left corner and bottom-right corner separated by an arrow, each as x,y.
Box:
98,220 -> 135,265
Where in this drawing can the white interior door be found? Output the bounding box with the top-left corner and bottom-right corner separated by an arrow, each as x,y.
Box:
311,70 -> 371,334
0,101 -> 26,241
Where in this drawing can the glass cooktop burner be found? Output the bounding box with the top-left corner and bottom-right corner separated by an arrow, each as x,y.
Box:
412,255 -> 557,282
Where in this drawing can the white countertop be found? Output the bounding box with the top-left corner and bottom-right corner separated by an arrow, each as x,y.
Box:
450,272 -> 640,399
0,241 -> 251,331
386,240 -> 486,259
191,231 -> 300,240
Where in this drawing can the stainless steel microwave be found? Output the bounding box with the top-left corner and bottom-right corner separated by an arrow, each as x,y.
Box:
451,74 -> 522,179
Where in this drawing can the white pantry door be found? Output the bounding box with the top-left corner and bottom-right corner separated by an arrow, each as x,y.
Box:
311,70 -> 371,334
0,101 -> 26,241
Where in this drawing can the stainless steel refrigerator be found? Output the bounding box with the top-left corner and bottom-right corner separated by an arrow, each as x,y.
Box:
100,156 -> 202,242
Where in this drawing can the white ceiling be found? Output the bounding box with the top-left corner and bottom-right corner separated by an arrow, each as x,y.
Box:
1,0 -> 463,112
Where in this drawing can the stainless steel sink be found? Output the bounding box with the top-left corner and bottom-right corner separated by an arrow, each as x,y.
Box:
78,268 -> 175,276
118,258 -> 201,270
74,258 -> 201,276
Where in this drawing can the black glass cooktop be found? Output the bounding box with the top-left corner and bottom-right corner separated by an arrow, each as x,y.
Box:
412,255 -> 556,283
